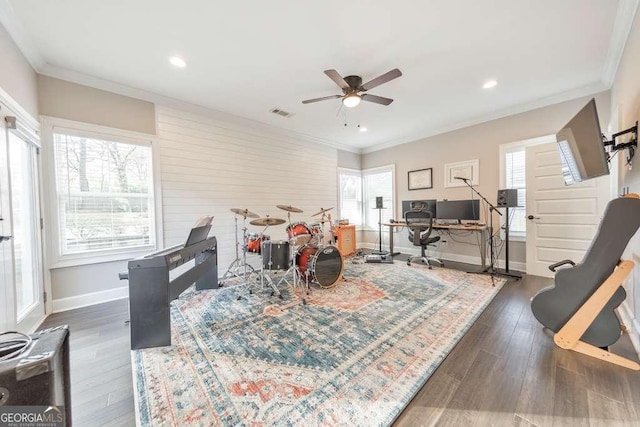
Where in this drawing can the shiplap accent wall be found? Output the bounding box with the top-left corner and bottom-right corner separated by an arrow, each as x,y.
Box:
157,107 -> 338,272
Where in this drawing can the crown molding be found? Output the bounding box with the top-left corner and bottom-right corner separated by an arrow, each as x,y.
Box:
38,63 -> 360,153
362,81 -> 608,154
3,0 -> 634,156
601,0 -> 640,88
0,0 -> 45,71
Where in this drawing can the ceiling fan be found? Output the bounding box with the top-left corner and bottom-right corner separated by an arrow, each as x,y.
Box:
302,68 -> 402,108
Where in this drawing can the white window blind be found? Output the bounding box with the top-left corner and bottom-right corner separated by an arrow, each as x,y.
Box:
53,131 -> 155,255
338,169 -> 362,226
363,166 -> 394,229
505,149 -> 526,236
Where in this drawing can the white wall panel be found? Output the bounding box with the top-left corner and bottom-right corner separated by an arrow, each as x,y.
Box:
157,107 -> 338,272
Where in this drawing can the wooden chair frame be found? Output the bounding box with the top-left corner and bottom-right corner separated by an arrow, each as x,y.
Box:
553,260 -> 639,370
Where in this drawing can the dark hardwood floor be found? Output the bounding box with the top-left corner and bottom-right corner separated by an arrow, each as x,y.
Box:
39,259 -> 640,426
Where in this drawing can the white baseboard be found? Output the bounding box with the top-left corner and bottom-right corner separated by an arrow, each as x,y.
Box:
618,301 -> 640,358
52,286 -> 129,313
358,243 -> 526,272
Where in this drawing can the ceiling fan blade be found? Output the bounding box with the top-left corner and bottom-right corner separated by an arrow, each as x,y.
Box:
302,94 -> 342,104
360,68 -> 402,91
324,69 -> 350,90
361,94 -> 394,106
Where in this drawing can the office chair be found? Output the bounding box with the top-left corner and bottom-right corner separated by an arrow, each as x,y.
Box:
530,193 -> 640,370
405,209 -> 443,269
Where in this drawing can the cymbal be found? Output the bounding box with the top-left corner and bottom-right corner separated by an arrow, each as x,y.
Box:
250,217 -> 286,226
312,207 -> 334,217
230,208 -> 259,218
276,204 -> 303,213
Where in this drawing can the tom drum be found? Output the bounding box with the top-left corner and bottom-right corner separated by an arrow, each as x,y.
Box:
286,222 -> 313,245
246,233 -> 270,254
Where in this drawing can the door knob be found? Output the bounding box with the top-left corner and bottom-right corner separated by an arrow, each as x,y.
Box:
0,235 -> 12,242
527,215 -> 540,220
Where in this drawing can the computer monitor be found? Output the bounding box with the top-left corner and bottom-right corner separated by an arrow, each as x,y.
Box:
402,199 -> 436,218
436,199 -> 480,223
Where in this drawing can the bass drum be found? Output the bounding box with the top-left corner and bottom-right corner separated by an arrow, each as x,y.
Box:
296,244 -> 343,288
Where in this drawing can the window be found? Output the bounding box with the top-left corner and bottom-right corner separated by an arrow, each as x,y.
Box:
503,147 -> 526,237
338,168 -> 362,226
46,120 -> 158,266
363,166 -> 395,229
337,165 -> 395,229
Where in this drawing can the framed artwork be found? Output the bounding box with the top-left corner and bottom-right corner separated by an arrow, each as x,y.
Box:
444,159 -> 479,187
408,168 -> 433,190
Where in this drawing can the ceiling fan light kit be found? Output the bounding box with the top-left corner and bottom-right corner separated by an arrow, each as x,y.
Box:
302,68 -> 402,108
342,93 -> 361,108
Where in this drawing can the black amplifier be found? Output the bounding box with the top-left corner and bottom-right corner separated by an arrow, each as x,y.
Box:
0,325 -> 71,425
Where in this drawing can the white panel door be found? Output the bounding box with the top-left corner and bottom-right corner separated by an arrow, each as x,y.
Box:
0,108 -> 45,333
525,142 -> 610,278
0,112 -> 15,331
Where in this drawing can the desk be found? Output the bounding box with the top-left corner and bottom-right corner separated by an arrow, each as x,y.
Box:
382,222 -> 489,269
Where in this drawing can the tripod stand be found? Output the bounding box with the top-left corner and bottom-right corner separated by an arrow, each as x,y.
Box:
222,213 -> 257,284
456,178 -> 521,281
373,206 -> 388,255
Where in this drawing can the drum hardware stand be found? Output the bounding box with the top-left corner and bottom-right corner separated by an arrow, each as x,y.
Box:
222,213 -> 257,285
252,222 -> 283,299
276,209 -> 306,301
456,177 -> 520,284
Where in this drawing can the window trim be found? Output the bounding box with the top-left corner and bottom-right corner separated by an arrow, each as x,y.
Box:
41,116 -> 163,268
337,167 -> 363,229
362,164 -> 396,231
499,135 -> 555,241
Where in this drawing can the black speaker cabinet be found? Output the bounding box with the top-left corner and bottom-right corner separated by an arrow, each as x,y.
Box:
0,326 -> 71,425
375,196 -> 384,209
497,189 -> 518,207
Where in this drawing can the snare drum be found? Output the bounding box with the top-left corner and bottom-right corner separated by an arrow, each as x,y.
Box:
261,240 -> 290,270
296,244 -> 343,288
246,233 -> 270,254
286,222 -> 313,245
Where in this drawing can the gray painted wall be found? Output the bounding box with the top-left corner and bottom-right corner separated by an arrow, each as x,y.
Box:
361,91 -> 612,266
38,76 -> 157,301
337,149 -> 361,170
0,22 -> 38,117
37,75 -> 156,134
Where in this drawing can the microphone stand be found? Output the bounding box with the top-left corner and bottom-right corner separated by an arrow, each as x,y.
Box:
455,178 -> 516,283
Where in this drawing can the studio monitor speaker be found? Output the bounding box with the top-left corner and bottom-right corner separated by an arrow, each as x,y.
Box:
497,189 -> 518,207
375,196 -> 384,209
0,326 -> 71,424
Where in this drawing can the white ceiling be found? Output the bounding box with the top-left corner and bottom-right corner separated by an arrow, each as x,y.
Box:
4,0 -> 625,151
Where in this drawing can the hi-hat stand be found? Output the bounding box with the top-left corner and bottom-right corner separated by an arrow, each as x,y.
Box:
455,177 -> 521,281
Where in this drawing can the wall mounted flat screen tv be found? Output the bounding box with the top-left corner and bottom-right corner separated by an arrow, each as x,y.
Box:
556,98 -> 609,185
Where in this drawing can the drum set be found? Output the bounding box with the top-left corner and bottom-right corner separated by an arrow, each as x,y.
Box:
221,205 -> 345,303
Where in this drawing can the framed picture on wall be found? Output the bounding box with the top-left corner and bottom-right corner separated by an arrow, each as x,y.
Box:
444,159 -> 479,187
408,168 -> 433,190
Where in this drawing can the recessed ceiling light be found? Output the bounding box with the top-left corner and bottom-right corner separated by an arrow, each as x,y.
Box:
359,127 -> 368,132
169,56 -> 187,68
483,80 -> 498,89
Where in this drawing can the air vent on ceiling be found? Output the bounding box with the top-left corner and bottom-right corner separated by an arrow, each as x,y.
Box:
270,108 -> 294,118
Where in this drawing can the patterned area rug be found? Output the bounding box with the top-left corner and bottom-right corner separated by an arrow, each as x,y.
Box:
132,262 -> 505,426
